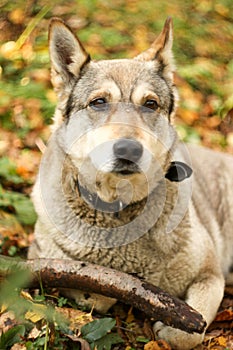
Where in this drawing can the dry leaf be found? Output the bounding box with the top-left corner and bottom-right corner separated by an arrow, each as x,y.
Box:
217,336 -> 227,347
224,285 -> 233,296
0,310 -> 17,335
0,210 -> 26,242
8,9 -> 25,25
204,329 -> 223,341
20,290 -> 33,302
125,306 -> 135,323
10,344 -> 26,350
27,326 -> 41,339
215,309 -> 233,321
55,307 -> 93,331
144,340 -> 171,350
65,334 -> 91,349
25,304 -> 47,323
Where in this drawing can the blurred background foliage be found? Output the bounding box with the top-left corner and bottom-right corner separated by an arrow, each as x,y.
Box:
0,0 -> 233,250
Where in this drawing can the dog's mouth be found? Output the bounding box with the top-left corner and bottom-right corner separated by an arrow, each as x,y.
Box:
112,159 -> 141,176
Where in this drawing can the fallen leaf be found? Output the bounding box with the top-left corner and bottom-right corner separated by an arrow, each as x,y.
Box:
27,326 -> 41,339
215,309 -> 233,321
10,344 -> 26,350
8,9 -> 25,25
143,318 -> 154,341
126,306 -> 135,323
144,340 -> 171,350
0,311 -> 17,335
204,329 -> 223,341
217,336 -> 227,347
0,210 -> 27,249
224,286 -> 233,296
65,334 -> 91,349
55,307 -> 93,331
25,304 -> 47,323
20,290 -> 33,302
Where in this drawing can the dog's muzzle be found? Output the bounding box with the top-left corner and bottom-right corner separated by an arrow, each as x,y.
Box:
113,138 -> 142,175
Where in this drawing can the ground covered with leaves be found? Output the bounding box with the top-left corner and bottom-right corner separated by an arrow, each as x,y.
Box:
0,0 -> 233,349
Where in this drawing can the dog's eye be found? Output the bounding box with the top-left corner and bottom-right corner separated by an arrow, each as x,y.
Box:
89,98 -> 108,110
143,99 -> 159,111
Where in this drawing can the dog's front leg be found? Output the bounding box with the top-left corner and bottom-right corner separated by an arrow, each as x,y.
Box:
153,272 -> 225,350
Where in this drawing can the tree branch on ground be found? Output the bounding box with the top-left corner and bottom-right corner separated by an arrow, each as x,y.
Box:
0,255 -> 206,334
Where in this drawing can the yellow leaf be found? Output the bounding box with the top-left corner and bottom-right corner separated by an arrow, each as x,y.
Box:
126,306 -> 135,323
25,304 -> 47,323
55,307 -> 93,331
0,304 -> 7,313
20,290 -> 33,302
144,340 -> 171,350
217,336 -> 227,347
8,9 -> 25,25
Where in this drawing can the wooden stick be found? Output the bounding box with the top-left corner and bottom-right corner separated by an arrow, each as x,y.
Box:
0,255 -> 206,334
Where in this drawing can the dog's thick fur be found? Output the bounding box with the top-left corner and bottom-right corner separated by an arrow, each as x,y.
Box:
28,18 -> 233,349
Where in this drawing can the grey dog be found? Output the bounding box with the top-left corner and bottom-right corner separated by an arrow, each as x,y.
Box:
28,18 -> 233,349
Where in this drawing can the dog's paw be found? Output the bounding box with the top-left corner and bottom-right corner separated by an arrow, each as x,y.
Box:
153,321 -> 205,350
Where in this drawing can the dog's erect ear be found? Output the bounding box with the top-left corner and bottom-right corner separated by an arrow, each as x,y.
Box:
49,18 -> 90,93
135,17 -> 174,80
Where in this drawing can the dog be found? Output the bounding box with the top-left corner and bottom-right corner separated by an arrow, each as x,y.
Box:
28,17 -> 233,349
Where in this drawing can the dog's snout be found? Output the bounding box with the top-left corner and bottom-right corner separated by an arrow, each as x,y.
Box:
113,138 -> 143,162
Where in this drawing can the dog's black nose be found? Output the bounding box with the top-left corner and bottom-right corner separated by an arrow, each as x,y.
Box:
113,138 -> 143,162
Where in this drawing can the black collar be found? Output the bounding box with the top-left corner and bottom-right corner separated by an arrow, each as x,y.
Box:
77,182 -> 126,213
77,161 -> 192,213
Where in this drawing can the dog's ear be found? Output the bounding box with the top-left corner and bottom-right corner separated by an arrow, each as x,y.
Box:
49,18 -> 90,94
165,161 -> 192,182
135,17 -> 174,80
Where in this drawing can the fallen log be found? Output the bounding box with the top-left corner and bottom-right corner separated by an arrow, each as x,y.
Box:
0,255 -> 206,334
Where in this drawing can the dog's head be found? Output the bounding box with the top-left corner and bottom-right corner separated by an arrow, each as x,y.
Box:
48,18 -> 189,206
